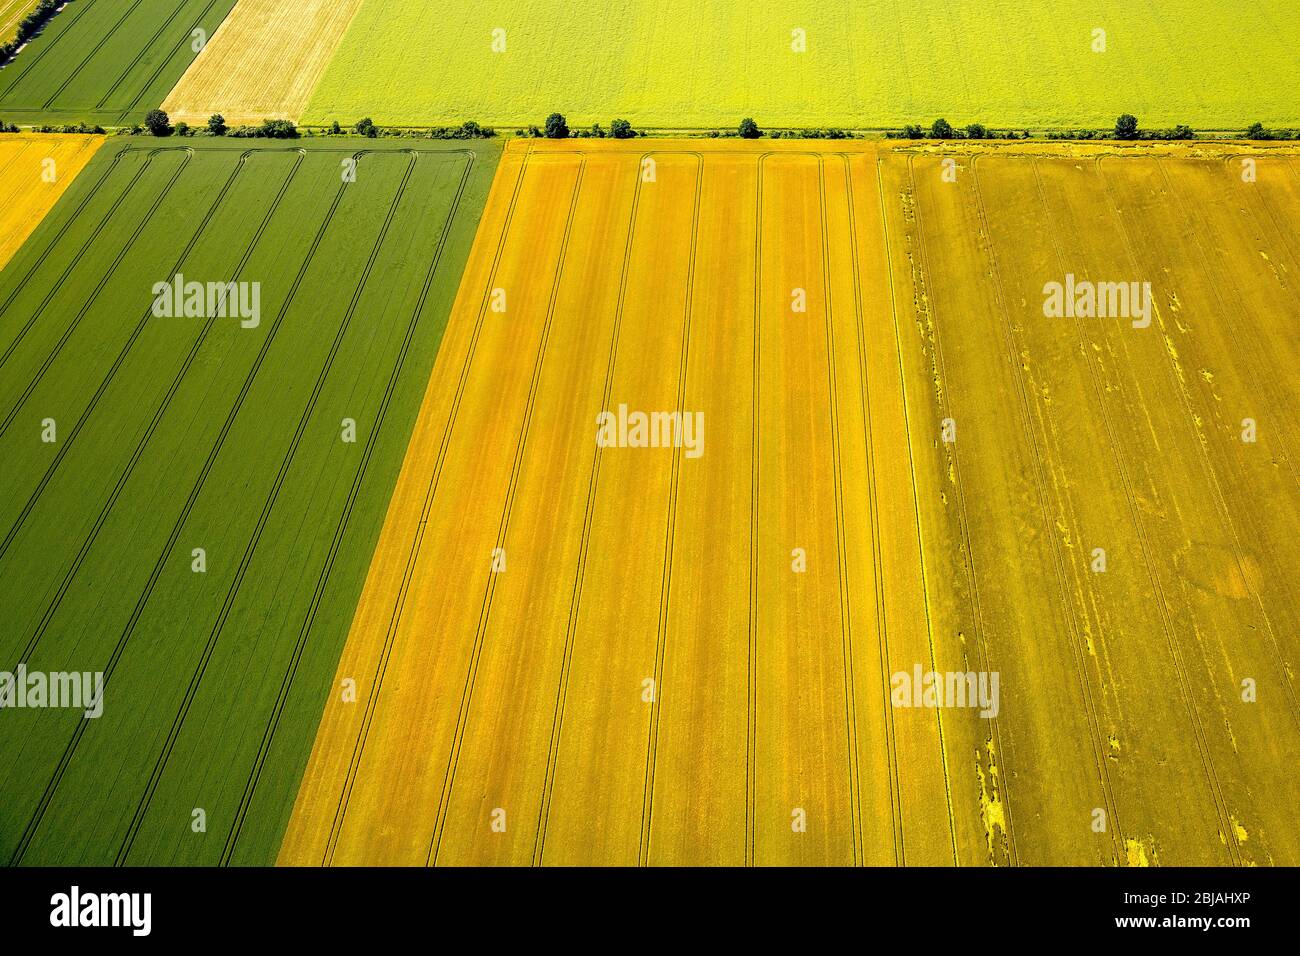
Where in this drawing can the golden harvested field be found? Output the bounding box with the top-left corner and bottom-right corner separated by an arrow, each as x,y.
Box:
161,0 -> 364,125
0,133 -> 102,270
281,139 -> 1299,866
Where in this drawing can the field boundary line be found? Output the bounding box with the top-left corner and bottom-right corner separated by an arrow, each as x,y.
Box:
0,146 -> 158,381
10,147 -> 298,671
321,149 -> 533,865
840,153 -> 902,863
533,149 -> 649,866
875,154 -> 957,865
0,142 -> 130,329
96,0 -> 221,112
8,150 -> 354,866
905,154 -> 1017,865
425,155 -> 588,866
221,149 -> 476,867
637,152 -> 703,867
968,153 -> 1117,862
114,150 -> 423,866
120,0 -> 227,118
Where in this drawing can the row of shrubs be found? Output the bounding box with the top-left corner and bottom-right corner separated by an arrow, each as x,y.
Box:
0,120 -> 103,134
522,114 -> 639,139
9,110 -> 1297,143
347,117 -> 495,139
0,0 -> 73,65
133,110 -> 300,139
133,111 -> 503,141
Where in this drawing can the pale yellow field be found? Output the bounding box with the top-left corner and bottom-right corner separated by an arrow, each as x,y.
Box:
160,0 -> 364,125
0,134 -> 103,270
282,139 -> 1299,866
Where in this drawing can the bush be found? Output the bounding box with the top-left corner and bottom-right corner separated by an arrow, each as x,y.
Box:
902,124 -> 924,139
207,114 -> 226,136
589,123 -> 606,138
228,119 -> 298,139
424,121 -> 495,139
173,121 -> 190,137
610,118 -> 636,139
738,117 -> 761,138
329,120 -> 342,135
144,109 -> 171,136
544,113 -> 569,138
1246,122 -> 1271,140
259,119 -> 297,138
354,117 -> 377,138
1114,114 -> 1139,140
965,123 -> 989,140
930,117 -> 955,139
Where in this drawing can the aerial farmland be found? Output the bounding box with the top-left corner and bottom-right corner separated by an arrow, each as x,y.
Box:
0,0 -> 1295,919
278,139 -> 1299,867
300,0 -> 1300,130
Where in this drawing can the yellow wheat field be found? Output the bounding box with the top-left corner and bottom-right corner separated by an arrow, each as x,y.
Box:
160,0 -> 364,126
0,134 -> 103,270
281,139 -> 1299,866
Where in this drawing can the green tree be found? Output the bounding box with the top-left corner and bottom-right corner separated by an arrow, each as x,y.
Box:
544,113 -> 569,138
354,117 -> 377,138
1114,114 -> 1139,140
610,118 -> 635,139
965,122 -> 988,140
144,109 -> 171,136
207,114 -> 226,136
930,117 -> 955,139
738,117 -> 761,138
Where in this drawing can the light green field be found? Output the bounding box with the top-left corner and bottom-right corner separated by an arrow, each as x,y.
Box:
302,0 -> 1300,130
0,137 -> 499,865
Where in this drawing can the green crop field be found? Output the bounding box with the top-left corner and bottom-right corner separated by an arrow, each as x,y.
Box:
302,0 -> 1300,130
0,136 -> 499,865
0,0 -> 237,126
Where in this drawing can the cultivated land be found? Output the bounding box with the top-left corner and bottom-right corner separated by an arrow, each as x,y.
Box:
0,136 -> 500,865
282,139 -> 1299,867
0,0 -> 237,126
302,1 -> 1300,130
0,0 -> 37,44
161,0 -> 365,126
0,133 -> 102,269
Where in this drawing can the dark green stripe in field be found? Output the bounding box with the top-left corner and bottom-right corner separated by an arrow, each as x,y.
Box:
0,137 -> 501,865
0,0 -> 237,126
